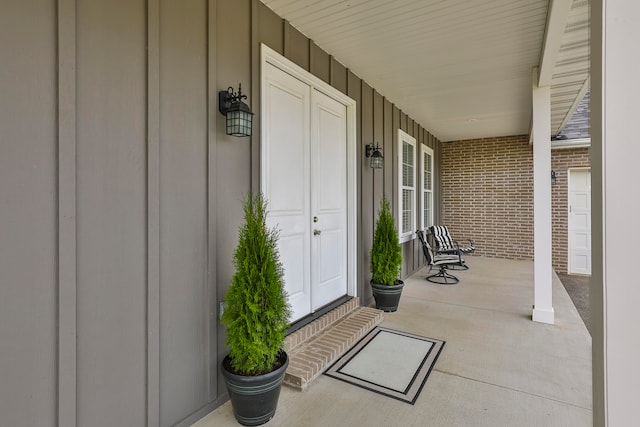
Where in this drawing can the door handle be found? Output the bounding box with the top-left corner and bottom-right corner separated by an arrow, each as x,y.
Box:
313,229 -> 321,236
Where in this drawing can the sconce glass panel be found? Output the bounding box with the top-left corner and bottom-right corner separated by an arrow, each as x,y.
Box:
366,143 -> 384,169
226,109 -> 253,137
370,150 -> 383,169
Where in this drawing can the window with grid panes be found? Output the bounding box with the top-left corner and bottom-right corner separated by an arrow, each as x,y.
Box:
398,130 -> 416,242
421,144 -> 434,230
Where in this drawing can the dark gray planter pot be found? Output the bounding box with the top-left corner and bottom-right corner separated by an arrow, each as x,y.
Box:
221,351 -> 288,426
371,280 -> 404,312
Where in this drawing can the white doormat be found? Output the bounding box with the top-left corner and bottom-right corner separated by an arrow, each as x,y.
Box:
324,327 -> 445,404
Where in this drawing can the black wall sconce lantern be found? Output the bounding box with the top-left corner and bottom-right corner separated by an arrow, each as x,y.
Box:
218,83 -> 254,137
551,170 -> 557,185
365,143 -> 384,169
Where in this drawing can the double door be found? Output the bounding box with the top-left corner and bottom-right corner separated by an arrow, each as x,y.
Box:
262,62 -> 348,322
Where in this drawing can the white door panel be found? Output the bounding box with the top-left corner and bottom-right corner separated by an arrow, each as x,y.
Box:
569,169 -> 591,275
263,63 -> 311,321
278,234 -> 307,299
311,89 -> 348,310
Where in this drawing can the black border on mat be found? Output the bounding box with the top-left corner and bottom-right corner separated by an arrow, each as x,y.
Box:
324,326 -> 445,405
334,329 -> 434,394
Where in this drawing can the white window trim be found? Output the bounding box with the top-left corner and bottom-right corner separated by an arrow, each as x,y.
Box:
398,129 -> 416,243
420,143 -> 434,230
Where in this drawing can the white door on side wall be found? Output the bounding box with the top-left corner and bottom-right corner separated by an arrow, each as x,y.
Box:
568,168 -> 591,275
262,61 -> 348,322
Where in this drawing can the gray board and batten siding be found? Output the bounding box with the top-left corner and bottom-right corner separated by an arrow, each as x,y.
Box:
0,0 -> 440,426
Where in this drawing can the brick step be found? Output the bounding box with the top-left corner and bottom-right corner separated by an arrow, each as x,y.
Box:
284,298 -> 360,353
284,304 -> 384,390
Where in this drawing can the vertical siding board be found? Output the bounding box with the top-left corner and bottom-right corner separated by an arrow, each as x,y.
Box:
221,0 -> 253,397
433,134 -> 442,226
402,244 -> 413,278
283,19 -> 290,57
383,98 -> 394,201
284,22 -> 309,71
310,41 -> 330,84
428,132 -> 434,220
347,71 -> 364,303
147,0 -> 160,425
250,0 -> 261,192
330,57 -> 347,94
76,0 -> 147,425
0,1 -> 58,426
57,0 -> 77,425
257,0 -> 283,54
391,105 -> 401,223
392,106 -> 405,277
361,82 -> 374,303
158,0 -> 208,425
372,91 -> 384,215
207,0 -> 218,409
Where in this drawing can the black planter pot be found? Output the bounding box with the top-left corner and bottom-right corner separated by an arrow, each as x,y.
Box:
221,351 -> 288,426
371,280 -> 404,312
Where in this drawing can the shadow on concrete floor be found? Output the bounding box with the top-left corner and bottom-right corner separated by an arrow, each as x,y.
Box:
557,273 -> 590,334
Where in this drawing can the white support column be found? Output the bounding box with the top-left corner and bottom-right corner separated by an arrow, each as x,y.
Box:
531,67 -> 554,324
592,1 -> 640,425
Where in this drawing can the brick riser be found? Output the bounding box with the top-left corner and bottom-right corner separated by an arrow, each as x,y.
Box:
284,305 -> 384,390
284,298 -> 359,353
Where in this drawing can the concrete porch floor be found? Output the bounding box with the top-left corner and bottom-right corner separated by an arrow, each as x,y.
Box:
194,257 -> 592,427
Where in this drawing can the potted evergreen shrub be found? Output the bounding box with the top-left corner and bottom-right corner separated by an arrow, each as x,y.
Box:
370,195 -> 404,312
221,193 -> 291,426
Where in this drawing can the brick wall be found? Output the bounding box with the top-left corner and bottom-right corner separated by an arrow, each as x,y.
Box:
551,147 -> 590,273
441,136 -> 590,273
441,135 -> 534,260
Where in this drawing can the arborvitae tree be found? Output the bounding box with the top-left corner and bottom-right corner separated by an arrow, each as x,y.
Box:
370,195 -> 403,286
222,194 -> 291,375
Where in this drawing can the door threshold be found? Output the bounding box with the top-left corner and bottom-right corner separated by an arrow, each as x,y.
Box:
286,296 -> 353,335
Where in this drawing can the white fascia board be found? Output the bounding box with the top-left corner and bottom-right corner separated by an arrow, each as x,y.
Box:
551,138 -> 591,149
538,0 -> 574,87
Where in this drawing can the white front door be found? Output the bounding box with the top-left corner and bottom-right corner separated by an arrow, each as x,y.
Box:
311,89 -> 348,310
262,61 -> 349,322
568,168 -> 591,275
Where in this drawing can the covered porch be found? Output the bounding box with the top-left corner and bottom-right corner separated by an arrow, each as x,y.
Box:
196,256 -> 591,426
5,0 -> 639,425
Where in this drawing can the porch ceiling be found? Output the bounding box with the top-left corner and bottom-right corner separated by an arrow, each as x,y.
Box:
259,0 -> 590,142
